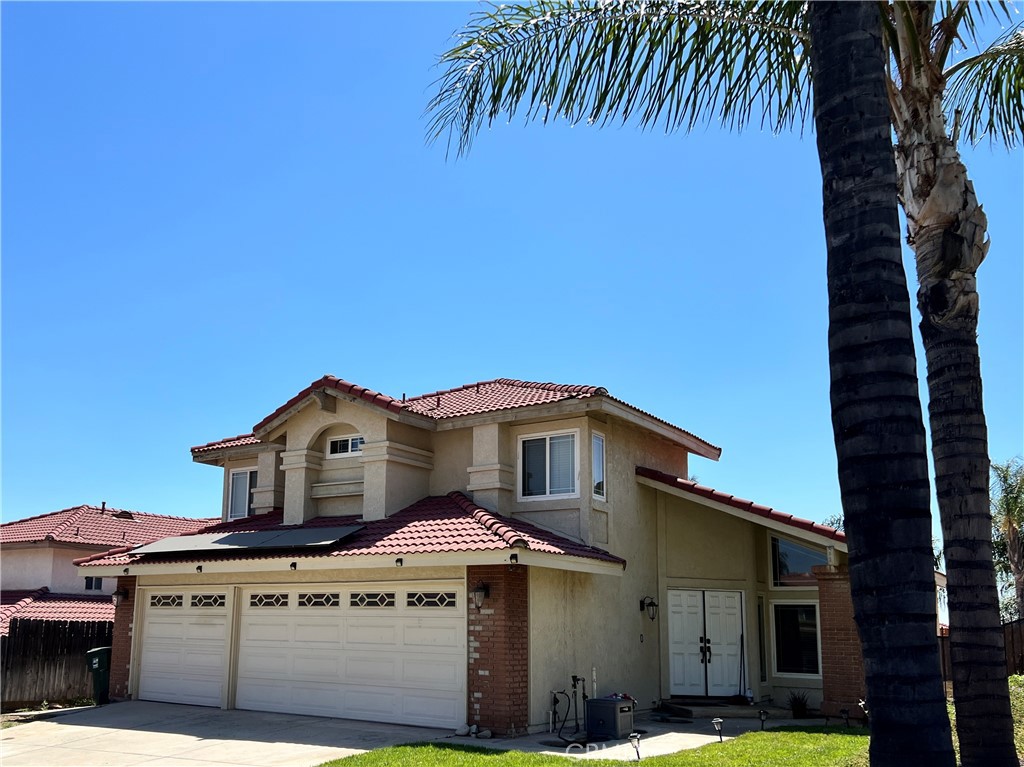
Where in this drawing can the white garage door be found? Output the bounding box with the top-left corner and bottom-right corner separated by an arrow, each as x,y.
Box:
236,581 -> 466,728
138,589 -> 230,707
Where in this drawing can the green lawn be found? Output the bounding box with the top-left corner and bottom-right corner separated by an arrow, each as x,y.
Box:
320,675 -> 1024,767
318,728 -> 869,767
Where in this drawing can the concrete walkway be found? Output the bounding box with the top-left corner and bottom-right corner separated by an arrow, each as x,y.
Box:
0,700 -> 828,766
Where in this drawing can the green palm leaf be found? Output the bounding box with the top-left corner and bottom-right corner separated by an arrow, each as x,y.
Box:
945,22 -> 1024,147
427,0 -> 809,157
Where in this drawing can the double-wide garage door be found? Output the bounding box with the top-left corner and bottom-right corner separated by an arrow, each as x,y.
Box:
137,581 -> 466,728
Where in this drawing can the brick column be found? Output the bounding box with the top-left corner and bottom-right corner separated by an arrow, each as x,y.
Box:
109,575 -> 136,700
467,564 -> 528,736
814,565 -> 866,719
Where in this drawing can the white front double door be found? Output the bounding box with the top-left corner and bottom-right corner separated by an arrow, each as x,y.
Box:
668,589 -> 744,697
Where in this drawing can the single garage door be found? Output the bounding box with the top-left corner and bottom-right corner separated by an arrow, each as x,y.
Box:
138,589 -> 230,707
236,581 -> 466,728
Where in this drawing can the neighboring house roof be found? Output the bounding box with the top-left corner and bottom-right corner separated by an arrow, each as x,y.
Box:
0,588 -> 114,636
635,466 -> 846,545
75,492 -> 626,571
0,505 -> 215,548
195,375 -> 720,459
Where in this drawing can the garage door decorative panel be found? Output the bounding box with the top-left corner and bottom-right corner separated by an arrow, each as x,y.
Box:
235,581 -> 466,728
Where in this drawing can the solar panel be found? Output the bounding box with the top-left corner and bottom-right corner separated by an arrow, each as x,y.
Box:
131,525 -> 364,556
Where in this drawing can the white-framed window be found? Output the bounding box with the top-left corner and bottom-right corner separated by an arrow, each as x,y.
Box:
326,435 -> 365,458
84,576 -> 103,591
518,430 -> 578,499
771,536 -> 828,588
771,601 -> 821,677
592,432 -> 606,499
229,468 -> 258,520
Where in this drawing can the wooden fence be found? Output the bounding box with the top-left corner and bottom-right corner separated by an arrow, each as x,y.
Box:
939,618 -> 1024,687
1,618 -> 113,710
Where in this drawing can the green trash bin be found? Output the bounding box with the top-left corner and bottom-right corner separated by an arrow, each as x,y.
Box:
85,646 -> 112,704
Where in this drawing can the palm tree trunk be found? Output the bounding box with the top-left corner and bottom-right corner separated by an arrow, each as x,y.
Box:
894,91 -> 1017,767
808,3 -> 955,765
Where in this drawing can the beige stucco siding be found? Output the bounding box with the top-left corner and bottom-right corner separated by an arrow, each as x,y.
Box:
2,544 -> 112,593
529,566 -> 661,728
429,429 -> 472,496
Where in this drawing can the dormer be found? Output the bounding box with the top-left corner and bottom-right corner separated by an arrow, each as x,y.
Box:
251,376 -> 436,525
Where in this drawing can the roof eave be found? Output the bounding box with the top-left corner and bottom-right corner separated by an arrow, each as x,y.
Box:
635,474 -> 847,552
76,548 -> 624,578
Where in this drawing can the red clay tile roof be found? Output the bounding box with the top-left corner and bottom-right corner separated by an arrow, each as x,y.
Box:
635,466 -> 846,543
76,493 -> 626,569
1,505 -> 215,548
403,379 -> 606,419
191,434 -> 260,454
214,375 -> 717,458
0,588 -> 114,635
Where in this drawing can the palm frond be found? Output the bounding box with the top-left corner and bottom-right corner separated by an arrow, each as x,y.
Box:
945,22 -> 1024,147
938,0 -> 1015,50
426,0 -> 809,157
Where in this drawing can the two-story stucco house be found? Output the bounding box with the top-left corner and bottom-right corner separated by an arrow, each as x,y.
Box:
76,376 -> 855,733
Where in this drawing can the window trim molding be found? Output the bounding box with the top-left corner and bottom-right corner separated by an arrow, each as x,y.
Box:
325,434 -> 366,460
768,534 -> 826,591
592,431 -> 606,500
516,428 -> 581,502
228,467 -> 258,520
769,599 -> 823,679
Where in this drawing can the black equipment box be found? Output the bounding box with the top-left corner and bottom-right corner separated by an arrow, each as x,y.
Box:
585,696 -> 634,739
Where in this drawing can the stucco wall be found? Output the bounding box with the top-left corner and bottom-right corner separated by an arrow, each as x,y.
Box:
1,546 -> 56,590
2,544 -> 110,593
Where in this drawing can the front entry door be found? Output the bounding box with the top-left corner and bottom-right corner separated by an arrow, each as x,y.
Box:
668,589 -> 744,697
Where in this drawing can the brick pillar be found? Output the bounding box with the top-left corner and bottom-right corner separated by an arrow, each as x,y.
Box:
109,575 -> 136,700
814,565 -> 866,719
467,563 -> 528,736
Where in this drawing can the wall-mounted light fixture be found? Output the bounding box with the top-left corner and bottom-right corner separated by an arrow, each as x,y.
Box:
112,589 -> 130,607
196,565 -> 203,573
395,558 -> 403,567
640,596 -> 659,621
289,562 -> 297,571
471,582 -> 490,609
509,553 -> 519,564
122,568 -> 130,575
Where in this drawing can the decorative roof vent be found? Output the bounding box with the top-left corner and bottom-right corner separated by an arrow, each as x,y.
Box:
112,510 -> 134,520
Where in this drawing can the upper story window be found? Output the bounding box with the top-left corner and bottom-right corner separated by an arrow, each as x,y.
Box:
327,435 -> 365,458
592,433 -> 606,500
519,430 -> 578,499
84,576 -> 103,591
229,468 -> 258,520
771,536 -> 827,588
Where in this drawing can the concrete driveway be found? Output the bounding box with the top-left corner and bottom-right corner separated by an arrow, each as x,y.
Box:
0,701 -> 449,767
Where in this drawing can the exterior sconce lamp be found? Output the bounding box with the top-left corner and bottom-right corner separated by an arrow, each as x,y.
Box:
640,596 -> 659,621
627,731 -> 641,761
712,718 -> 724,742
471,583 -> 490,609
112,589 -> 129,607
509,553 -> 518,564
196,565 -> 203,573
758,710 -> 768,731
395,558 -> 403,567
289,562 -> 297,571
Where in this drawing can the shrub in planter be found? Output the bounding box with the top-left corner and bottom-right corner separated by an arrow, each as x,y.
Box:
787,690 -> 810,718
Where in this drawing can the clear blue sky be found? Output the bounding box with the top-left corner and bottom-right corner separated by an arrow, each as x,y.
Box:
3,3 -> 1021,538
